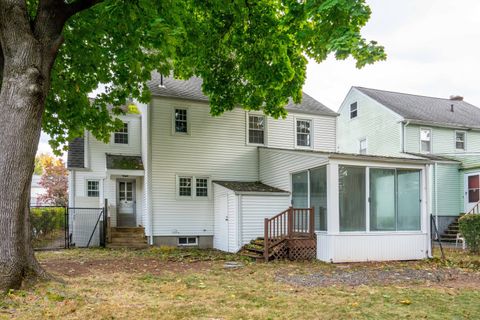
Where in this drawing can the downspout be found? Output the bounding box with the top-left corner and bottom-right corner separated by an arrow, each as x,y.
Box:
148,102 -> 154,245
402,120 -> 410,153
434,162 -> 438,229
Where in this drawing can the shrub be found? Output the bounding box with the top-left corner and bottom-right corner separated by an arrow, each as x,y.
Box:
459,214 -> 480,253
30,207 -> 65,240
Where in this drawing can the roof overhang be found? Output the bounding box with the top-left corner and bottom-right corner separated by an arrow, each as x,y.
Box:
107,169 -> 145,178
403,119 -> 480,131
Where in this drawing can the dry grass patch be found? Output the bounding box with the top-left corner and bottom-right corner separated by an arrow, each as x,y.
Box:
0,247 -> 479,319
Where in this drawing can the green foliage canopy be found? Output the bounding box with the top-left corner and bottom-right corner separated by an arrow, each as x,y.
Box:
459,214 -> 480,253
35,0 -> 385,153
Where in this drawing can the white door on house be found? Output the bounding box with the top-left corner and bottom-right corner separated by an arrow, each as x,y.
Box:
464,173 -> 480,213
117,180 -> 136,227
214,194 -> 229,252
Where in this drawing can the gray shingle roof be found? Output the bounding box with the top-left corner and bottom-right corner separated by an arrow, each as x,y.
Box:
213,181 -> 289,194
106,154 -> 144,170
148,73 -> 337,116
67,137 -> 84,169
355,87 -> 480,129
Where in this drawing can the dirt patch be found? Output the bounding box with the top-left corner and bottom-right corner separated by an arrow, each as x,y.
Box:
276,267 -> 480,288
40,258 -> 213,277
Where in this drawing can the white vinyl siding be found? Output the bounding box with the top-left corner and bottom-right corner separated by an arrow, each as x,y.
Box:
72,113 -> 144,227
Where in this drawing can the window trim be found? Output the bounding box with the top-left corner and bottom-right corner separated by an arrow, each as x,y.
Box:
455,130 -> 466,151
86,179 -> 100,198
419,127 -> 432,153
113,122 -> 130,145
176,175 -> 211,199
172,107 -> 191,136
359,138 -> 367,154
350,102 -> 358,119
177,236 -> 198,246
294,117 -> 314,149
246,112 -> 267,146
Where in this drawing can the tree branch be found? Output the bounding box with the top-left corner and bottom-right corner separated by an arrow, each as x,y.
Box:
65,0 -> 104,18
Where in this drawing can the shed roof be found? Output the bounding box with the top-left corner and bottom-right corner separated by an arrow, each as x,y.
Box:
355,87 -> 480,129
148,73 -> 337,117
213,181 -> 289,194
106,154 -> 144,170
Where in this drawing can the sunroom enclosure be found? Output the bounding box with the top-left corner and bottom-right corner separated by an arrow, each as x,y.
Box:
290,158 -> 430,262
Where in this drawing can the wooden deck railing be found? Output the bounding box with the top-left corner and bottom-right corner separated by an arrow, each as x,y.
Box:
264,207 -> 314,261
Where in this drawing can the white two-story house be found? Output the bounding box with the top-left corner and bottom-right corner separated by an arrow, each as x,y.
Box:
68,75 -> 432,262
337,87 -> 480,235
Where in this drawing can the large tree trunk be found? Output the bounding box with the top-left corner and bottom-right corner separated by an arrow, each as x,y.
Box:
0,0 -> 101,292
0,1 -> 62,292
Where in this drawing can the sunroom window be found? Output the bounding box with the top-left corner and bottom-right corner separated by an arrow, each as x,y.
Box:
339,166 -> 366,231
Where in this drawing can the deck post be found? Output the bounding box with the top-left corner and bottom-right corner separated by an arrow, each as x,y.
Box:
264,218 -> 269,262
309,207 -> 315,238
288,207 -> 293,238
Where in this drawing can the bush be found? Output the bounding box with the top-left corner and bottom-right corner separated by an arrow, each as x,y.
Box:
30,207 -> 65,240
459,214 -> 480,253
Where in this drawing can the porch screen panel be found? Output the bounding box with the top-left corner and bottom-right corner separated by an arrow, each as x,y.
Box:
310,166 -> 327,231
468,175 -> 480,203
370,169 -> 395,231
292,171 -> 308,208
397,170 -> 421,230
339,166 -> 366,231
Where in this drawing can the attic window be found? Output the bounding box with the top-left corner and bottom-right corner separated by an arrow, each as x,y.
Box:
350,102 -> 358,119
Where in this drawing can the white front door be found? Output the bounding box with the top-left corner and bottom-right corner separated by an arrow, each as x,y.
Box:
117,180 -> 136,227
464,173 -> 480,213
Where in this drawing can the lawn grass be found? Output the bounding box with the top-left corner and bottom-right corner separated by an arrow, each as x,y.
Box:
0,247 -> 479,319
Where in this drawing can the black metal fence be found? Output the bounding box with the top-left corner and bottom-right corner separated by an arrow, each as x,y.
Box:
30,201 -> 108,250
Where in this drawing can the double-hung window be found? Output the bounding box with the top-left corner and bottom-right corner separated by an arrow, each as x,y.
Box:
420,128 -> 431,153
296,119 -> 312,147
174,108 -> 188,133
87,180 -> 100,197
114,123 -> 129,144
455,131 -> 466,150
359,138 -> 367,154
178,176 -> 209,198
350,102 -> 358,119
248,114 -> 265,144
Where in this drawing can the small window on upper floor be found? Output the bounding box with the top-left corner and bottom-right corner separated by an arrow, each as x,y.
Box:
350,102 -> 358,119
174,108 -> 188,133
455,131 -> 466,150
296,119 -> 312,147
359,138 -> 367,154
114,123 -> 129,144
248,114 -> 265,145
420,128 -> 431,153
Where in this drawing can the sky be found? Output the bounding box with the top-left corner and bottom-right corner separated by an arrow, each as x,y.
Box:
38,0 -> 480,157
303,0 -> 480,110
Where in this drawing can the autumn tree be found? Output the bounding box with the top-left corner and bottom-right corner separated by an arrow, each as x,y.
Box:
0,0 -> 385,291
38,158 -> 68,206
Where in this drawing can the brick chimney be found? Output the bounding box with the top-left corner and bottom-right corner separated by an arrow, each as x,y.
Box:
449,95 -> 463,101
